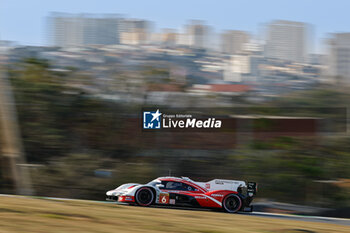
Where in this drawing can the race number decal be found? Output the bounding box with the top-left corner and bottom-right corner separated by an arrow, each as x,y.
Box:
159,193 -> 169,204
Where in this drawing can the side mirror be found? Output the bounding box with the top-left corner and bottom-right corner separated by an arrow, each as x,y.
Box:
156,184 -> 164,189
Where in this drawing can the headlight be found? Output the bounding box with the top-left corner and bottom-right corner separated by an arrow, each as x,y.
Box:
106,190 -> 115,196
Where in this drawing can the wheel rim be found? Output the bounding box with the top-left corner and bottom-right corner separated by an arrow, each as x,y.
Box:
224,195 -> 241,213
136,188 -> 153,206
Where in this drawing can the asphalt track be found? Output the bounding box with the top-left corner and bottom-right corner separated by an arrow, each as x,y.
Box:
1,194 -> 350,227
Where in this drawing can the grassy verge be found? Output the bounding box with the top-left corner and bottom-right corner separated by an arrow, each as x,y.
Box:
0,196 -> 348,233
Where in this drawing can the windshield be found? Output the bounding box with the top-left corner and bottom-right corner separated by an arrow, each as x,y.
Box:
147,179 -> 161,186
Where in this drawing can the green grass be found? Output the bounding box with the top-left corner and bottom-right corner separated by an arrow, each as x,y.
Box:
0,196 -> 348,233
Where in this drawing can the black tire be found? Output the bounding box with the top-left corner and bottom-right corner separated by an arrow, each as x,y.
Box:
135,187 -> 154,206
222,194 -> 242,213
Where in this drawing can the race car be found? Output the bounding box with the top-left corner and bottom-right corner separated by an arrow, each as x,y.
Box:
106,176 -> 257,213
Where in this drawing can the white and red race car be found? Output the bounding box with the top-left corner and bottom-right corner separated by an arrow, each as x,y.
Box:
106,176 -> 257,213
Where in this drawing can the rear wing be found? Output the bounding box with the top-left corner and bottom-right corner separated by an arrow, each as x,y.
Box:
247,182 -> 257,197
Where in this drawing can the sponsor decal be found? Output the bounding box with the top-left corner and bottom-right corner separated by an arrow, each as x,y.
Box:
211,194 -> 223,197
118,196 -> 133,202
169,199 -> 175,205
215,180 -> 237,184
205,183 -> 210,189
159,193 -> 169,204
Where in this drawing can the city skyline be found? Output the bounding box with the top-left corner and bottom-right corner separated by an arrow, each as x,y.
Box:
1,0 -> 350,53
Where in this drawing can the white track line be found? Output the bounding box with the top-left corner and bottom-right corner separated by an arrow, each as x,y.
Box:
250,211 -> 350,222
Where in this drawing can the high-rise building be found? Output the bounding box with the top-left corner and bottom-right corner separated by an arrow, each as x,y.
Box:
221,30 -> 249,55
119,19 -> 150,45
265,20 -> 307,63
223,55 -> 250,82
48,13 -> 121,47
223,54 -> 263,83
185,21 -> 209,49
161,29 -> 177,47
326,33 -> 350,84
83,17 -> 121,45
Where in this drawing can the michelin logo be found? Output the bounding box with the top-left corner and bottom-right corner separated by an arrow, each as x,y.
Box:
143,109 -> 162,129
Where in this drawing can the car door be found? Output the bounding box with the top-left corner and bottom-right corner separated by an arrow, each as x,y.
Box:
159,180 -> 201,207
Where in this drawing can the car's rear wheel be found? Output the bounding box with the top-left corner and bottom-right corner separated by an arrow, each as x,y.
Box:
135,187 -> 154,206
222,194 -> 242,213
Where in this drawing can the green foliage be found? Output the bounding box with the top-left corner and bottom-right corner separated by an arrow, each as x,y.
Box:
8,57 -> 140,162
31,153 -> 158,200
5,58 -> 350,207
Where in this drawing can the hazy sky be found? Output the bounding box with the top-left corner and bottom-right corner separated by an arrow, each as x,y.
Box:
1,0 -> 350,52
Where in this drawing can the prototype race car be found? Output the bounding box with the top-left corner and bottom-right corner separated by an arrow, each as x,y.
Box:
106,176 -> 257,213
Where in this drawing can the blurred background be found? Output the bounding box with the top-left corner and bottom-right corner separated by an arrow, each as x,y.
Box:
0,0 -> 350,218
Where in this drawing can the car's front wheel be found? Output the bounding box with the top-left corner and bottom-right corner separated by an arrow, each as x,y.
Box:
135,187 -> 154,206
222,194 -> 242,213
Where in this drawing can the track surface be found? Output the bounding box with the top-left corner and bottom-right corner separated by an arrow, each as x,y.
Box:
1,194 -> 349,227
145,203 -> 350,226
